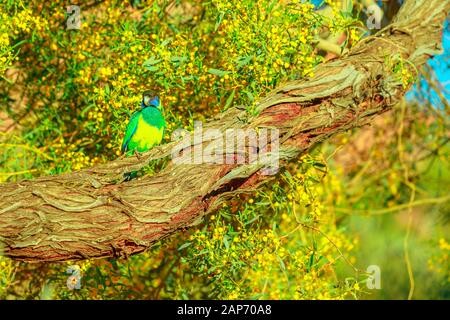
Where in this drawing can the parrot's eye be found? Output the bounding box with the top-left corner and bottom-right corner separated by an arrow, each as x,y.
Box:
143,95 -> 152,106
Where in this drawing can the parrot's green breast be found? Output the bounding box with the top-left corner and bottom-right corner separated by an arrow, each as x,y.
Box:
121,106 -> 166,155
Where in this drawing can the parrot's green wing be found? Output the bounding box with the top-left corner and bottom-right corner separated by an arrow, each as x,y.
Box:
121,111 -> 141,154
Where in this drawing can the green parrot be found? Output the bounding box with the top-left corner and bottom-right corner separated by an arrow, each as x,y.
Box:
121,90 -> 166,156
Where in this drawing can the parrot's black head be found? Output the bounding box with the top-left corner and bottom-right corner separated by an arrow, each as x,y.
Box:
141,90 -> 160,109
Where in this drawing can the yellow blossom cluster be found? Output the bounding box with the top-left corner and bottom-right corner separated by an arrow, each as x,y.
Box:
182,154 -> 359,299
0,7 -> 48,75
51,137 -> 100,170
428,238 -> 450,283
0,256 -> 14,297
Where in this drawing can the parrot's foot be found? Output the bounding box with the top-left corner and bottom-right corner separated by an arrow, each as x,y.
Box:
134,150 -> 143,160
155,146 -> 164,154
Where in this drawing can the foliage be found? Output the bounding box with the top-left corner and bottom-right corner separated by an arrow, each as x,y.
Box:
0,0 -> 448,300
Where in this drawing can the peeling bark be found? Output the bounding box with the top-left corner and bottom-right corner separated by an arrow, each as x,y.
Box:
0,0 -> 448,262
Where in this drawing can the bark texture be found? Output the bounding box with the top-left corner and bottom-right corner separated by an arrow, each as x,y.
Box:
0,0 -> 448,262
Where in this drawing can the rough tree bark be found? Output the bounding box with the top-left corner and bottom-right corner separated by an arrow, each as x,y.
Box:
0,0 -> 448,262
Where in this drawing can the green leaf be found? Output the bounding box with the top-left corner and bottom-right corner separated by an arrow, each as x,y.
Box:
143,55 -> 162,71
81,104 -> 95,117
144,65 -> 159,72
208,68 -> 229,77
278,255 -> 286,271
143,56 -> 162,66
178,242 -> 192,251
250,293 -> 266,300
244,214 -> 260,226
207,265 -> 217,274
313,162 -> 326,168
307,251 -> 315,272
104,84 -> 110,95
224,89 -> 235,110
223,236 -> 229,249
161,38 -> 171,47
244,90 -> 254,102
171,56 -> 188,65
236,55 -> 252,68
215,12 -> 224,31
268,0 -> 277,12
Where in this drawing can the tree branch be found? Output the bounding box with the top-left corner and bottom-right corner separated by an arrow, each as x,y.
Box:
0,0 -> 448,262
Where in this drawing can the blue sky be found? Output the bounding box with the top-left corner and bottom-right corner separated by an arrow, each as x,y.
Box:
406,21 -> 449,108
309,0 -> 449,108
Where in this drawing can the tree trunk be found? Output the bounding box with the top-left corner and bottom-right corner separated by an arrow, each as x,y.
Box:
0,0 -> 448,262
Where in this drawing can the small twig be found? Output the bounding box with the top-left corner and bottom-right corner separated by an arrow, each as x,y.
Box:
333,195 -> 450,215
